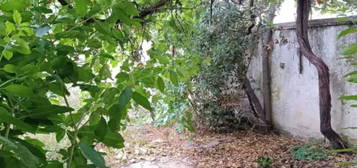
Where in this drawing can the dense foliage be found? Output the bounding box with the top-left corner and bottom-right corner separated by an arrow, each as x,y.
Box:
190,1 -> 252,131
0,0 -> 200,167
0,0 -> 355,167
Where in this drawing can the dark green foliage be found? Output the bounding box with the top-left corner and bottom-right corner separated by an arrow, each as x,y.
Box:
291,145 -> 328,161
257,157 -> 273,168
191,1 -> 251,130
0,0 -> 200,167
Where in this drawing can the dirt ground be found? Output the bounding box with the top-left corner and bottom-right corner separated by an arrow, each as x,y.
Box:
101,124 -> 355,168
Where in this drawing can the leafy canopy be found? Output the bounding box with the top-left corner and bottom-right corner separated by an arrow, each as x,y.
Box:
0,0 -> 201,167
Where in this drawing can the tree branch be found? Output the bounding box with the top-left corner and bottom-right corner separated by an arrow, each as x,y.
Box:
136,0 -> 171,19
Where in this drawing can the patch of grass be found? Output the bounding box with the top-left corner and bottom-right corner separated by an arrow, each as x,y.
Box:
257,157 -> 273,168
291,145 -> 328,161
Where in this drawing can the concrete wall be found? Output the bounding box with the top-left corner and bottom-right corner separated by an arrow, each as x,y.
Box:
248,17 -> 357,144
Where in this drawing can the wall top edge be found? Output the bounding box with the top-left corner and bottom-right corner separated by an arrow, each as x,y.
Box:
274,16 -> 357,30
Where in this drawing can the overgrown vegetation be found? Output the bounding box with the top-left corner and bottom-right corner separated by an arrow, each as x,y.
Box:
0,0 -> 200,167
0,0 -> 356,167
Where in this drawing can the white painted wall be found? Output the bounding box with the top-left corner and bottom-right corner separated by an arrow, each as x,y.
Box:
248,19 -> 357,144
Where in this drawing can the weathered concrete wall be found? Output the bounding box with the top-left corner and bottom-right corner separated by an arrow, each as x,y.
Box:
248,17 -> 357,144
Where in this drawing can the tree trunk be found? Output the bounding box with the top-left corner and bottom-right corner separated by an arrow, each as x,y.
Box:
243,76 -> 271,133
296,0 -> 347,149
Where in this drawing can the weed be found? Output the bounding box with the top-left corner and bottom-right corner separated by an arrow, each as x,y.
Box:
291,145 -> 328,161
257,157 -> 273,168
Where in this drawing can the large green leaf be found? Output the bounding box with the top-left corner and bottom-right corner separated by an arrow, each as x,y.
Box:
132,92 -> 152,111
79,143 -> 107,168
3,64 -> 17,73
118,1 -> 139,16
94,117 -> 108,140
0,0 -> 30,11
116,72 -> 129,83
26,105 -> 74,118
75,66 -> 94,82
0,107 -> 36,133
102,131 -> 124,148
109,87 -> 132,118
4,84 -> 33,97
0,136 -> 17,149
13,38 -> 31,54
74,0 -> 91,17
13,141 -> 40,168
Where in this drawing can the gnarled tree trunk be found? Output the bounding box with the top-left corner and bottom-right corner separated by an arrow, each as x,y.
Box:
296,0 -> 347,149
241,1 -> 280,132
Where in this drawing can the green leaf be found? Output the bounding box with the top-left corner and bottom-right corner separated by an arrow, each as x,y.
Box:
340,95 -> 357,100
5,21 -> 15,35
95,117 -> 108,140
14,38 -> 31,54
0,0 -> 30,11
109,87 -> 132,118
13,10 -> 22,24
76,66 -> 94,82
155,54 -> 170,64
74,0 -> 90,17
4,84 -> 33,97
2,50 -> 13,60
56,129 -> 65,142
3,64 -> 16,73
79,143 -> 107,168
169,70 -> 179,86
116,72 -> 129,82
102,131 -> 124,148
132,91 -> 152,111
0,135 -> 17,149
119,2 -> 139,16
13,141 -> 40,168
0,107 -> 36,133
27,105 -> 74,118
345,71 -> 357,77
343,43 -> 357,55
156,76 -> 165,92
338,28 -> 357,38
